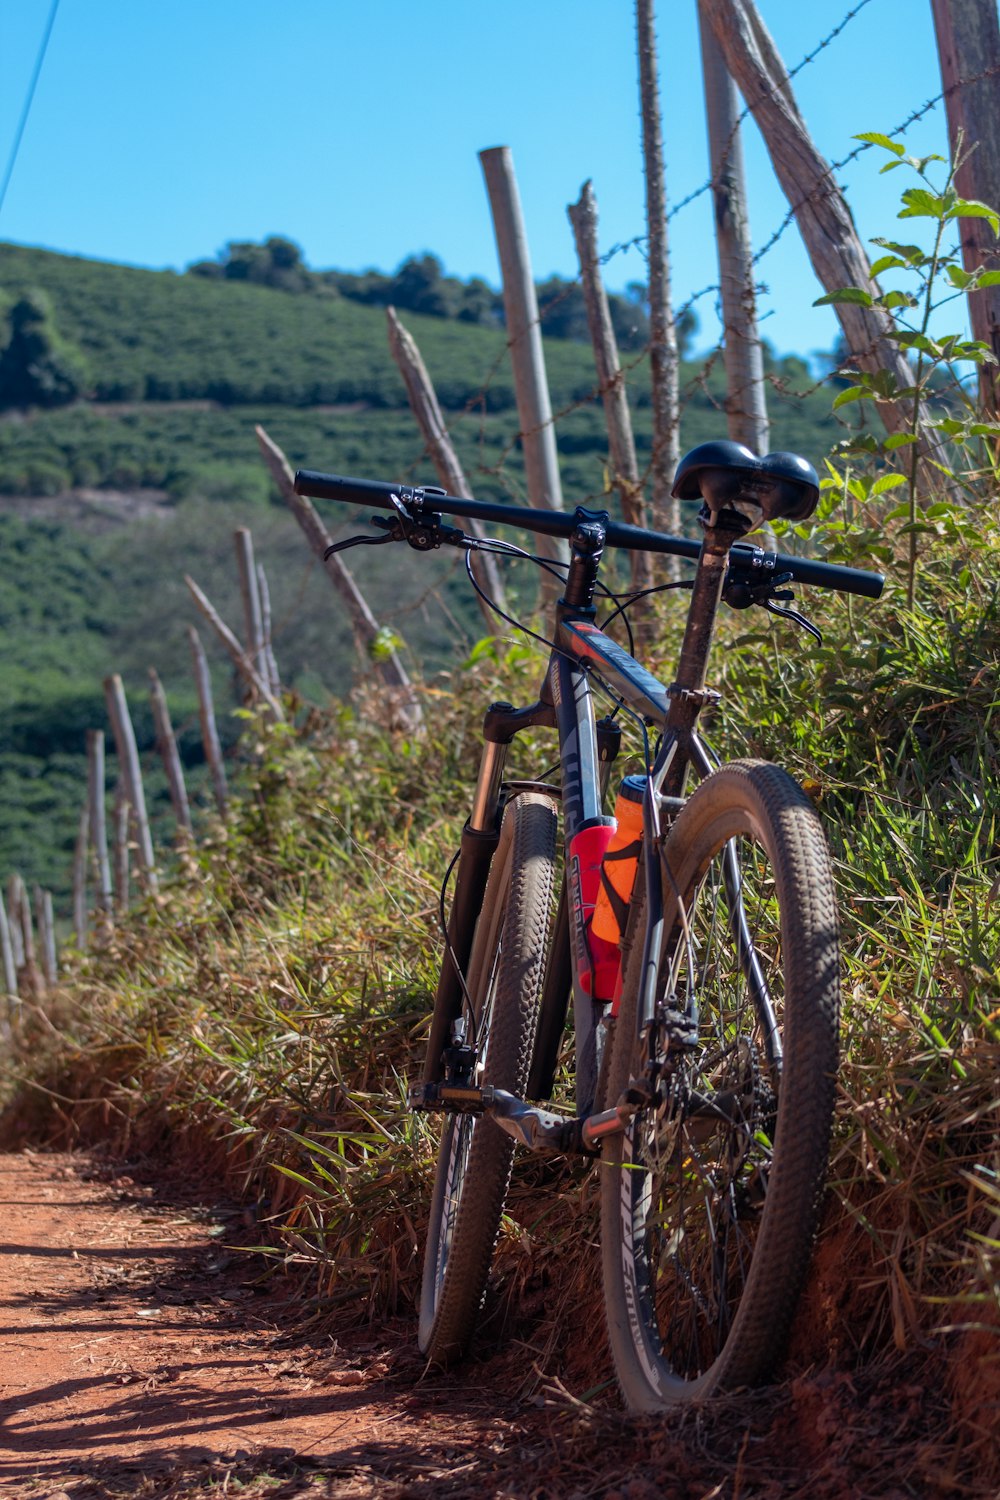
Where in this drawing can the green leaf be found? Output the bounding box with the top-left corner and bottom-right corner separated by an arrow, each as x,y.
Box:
870,238 -> 927,265
945,264 -> 975,290
877,289 -> 918,310
855,131 -> 905,156
870,254 -> 909,276
814,287 -> 874,307
976,270 -> 1000,286
832,385 -> 870,410
899,187 -> 947,220
950,198 -> 1000,234
883,432 -> 918,449
870,473 -> 908,497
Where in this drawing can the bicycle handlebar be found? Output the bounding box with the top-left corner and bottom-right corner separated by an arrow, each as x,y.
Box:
293,469 -> 885,600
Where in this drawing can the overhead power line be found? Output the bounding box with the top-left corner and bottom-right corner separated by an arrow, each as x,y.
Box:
0,0 -> 61,222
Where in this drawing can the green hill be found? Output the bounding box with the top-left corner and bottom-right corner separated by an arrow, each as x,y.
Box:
0,241 -> 846,906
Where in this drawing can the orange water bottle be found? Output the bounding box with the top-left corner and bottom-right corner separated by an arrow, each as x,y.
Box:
591,775 -> 645,948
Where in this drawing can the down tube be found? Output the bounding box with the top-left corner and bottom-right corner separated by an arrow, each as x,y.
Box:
550,654 -> 614,1114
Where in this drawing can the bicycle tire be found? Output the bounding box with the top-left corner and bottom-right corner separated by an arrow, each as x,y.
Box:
419,791 -> 558,1363
600,759 -> 840,1410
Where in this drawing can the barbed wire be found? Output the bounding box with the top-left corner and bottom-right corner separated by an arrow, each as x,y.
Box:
398,7 -> 993,512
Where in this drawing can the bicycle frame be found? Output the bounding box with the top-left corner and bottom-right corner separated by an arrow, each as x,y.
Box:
422,503 -> 749,1137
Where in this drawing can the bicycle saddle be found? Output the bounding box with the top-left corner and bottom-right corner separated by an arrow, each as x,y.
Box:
671,441 -> 820,525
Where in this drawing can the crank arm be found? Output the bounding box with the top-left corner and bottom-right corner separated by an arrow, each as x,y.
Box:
408,1081 -> 637,1155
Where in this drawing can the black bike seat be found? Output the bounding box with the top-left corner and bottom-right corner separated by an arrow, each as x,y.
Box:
671,441 -> 820,523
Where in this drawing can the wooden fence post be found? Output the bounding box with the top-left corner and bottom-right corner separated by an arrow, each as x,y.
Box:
34,886 -> 57,987
568,180 -> 653,596
479,145 -> 569,595
184,575 -> 285,723
255,424 -> 424,734
87,729 -> 114,945
188,626 -> 228,818
385,306 -> 509,623
73,804 -> 89,948
234,528 -> 267,701
6,875 -> 24,972
931,0 -> 1000,415
636,0 -> 682,543
104,674 -> 158,896
697,0 -> 769,454
149,668 -> 192,839
700,0 -> 933,448
0,886 -> 17,999
113,782 -> 130,914
11,874 -> 41,997
256,562 -> 280,697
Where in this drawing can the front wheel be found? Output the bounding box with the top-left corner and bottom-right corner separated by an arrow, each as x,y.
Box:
418,792 -> 557,1364
600,760 -> 840,1410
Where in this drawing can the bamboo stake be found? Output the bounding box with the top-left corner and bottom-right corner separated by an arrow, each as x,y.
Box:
234,528 -> 267,699
568,181 -> 653,596
34,885 -> 57,987
113,782 -> 130,914
103,674 -> 158,896
254,424 -> 423,734
636,0 -> 682,542
148,668 -> 192,838
184,574 -> 284,722
697,2 -> 769,454
256,562 -> 280,696
385,305 -> 508,623
188,626 -> 228,818
73,803 -> 89,948
479,145 -> 569,594
0,886 -> 17,998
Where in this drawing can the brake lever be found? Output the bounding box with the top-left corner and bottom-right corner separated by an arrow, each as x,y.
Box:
760,598 -> 823,645
323,530 -> 399,560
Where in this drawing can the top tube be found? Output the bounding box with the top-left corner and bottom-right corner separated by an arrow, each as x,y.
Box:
293,469 -> 885,601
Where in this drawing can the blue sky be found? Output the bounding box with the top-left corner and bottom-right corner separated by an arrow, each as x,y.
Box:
0,0 -> 967,357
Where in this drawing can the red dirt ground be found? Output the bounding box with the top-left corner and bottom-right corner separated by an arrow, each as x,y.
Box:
0,1151 -> 994,1500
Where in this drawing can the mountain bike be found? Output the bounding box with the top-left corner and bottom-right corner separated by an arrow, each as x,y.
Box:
294,443 -> 884,1412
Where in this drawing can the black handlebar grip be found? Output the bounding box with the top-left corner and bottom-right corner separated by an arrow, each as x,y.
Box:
294,470 -> 400,510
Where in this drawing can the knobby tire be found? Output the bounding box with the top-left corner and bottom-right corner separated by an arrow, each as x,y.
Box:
600,760 -> 840,1410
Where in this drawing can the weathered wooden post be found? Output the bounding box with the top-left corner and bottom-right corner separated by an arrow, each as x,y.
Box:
149,669 -> 192,839
6,875 -> 25,973
697,0 -> 769,453
386,305 -> 509,624
103,674 -> 158,896
87,728 -> 114,933
931,0 -> 1000,415
699,0 -> 928,445
34,886 -> 57,987
479,145 -> 569,594
256,562 -> 280,697
0,886 -> 18,1000
73,804 -> 89,948
10,874 -> 41,997
234,528 -> 267,700
188,626 -> 229,818
113,783 -> 130,914
636,0 -> 682,541
568,180 -> 653,596
255,424 -> 424,734
184,575 -> 284,723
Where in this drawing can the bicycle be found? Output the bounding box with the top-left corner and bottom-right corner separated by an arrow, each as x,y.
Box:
293,442 -> 884,1412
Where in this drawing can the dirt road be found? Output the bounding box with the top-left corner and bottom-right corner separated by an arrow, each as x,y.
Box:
0,1152 -> 535,1499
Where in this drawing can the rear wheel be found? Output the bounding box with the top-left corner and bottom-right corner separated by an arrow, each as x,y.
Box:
600,760 -> 840,1409
419,792 -> 557,1363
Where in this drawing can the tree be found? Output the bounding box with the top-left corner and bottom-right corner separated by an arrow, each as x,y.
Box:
0,290 -> 90,410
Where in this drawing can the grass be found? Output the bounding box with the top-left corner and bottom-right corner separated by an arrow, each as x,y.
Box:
0,484 -> 997,1489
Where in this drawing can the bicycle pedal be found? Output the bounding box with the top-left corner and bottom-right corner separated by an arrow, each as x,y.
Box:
407,1081 -> 494,1115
